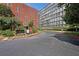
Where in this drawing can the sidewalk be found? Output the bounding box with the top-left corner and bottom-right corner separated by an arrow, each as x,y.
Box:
0,31 -> 41,41
43,30 -> 67,33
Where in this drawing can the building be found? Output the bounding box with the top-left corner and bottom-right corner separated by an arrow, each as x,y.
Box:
3,3 -> 38,29
39,3 -> 66,30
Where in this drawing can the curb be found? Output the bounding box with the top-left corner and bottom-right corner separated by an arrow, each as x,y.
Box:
3,37 -> 9,40
27,32 -> 40,37
44,30 -> 66,33
1,32 -> 41,41
0,37 -> 9,42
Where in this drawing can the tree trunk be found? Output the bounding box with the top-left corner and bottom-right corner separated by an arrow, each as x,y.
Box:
76,26 -> 77,32
75,25 -> 77,32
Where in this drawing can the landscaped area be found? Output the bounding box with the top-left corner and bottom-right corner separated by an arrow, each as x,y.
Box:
0,3 -> 79,56
0,4 -> 39,41
0,3 -> 79,40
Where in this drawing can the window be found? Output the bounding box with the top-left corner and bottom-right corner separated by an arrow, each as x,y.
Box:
6,3 -> 11,6
16,7 -> 20,12
16,14 -> 19,17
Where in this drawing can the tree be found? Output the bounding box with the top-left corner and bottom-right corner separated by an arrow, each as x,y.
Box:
0,4 -> 21,31
9,18 -> 21,31
0,17 -> 21,30
28,20 -> 37,33
0,4 -> 14,17
58,3 -> 79,31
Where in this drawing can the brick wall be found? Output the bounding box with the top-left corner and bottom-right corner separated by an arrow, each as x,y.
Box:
3,3 -> 38,29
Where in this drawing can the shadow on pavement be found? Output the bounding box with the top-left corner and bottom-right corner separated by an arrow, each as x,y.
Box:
53,33 -> 79,46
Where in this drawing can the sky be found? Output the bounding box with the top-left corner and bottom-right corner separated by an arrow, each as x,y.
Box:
26,3 -> 48,10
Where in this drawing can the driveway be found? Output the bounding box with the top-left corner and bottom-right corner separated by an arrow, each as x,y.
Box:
0,32 -> 79,56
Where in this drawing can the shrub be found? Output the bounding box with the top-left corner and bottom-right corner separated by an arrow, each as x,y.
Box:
32,27 -> 37,33
15,26 -> 25,34
0,17 -> 21,30
0,30 -> 2,35
28,20 -> 33,27
1,30 -> 14,37
38,27 -> 42,31
66,27 -> 79,31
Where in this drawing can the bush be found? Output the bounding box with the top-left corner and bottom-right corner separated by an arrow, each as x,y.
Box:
66,27 -> 79,31
52,28 -> 62,31
0,30 -> 2,35
16,26 -> 25,34
32,27 -> 37,33
16,30 -> 25,34
0,17 -> 21,30
1,30 -> 14,37
38,27 -> 42,31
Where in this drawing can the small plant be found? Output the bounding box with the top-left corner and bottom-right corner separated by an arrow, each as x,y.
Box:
38,27 -> 42,31
16,26 -> 25,34
28,20 -> 38,33
1,30 -> 14,37
28,20 -> 33,27
32,26 -> 37,33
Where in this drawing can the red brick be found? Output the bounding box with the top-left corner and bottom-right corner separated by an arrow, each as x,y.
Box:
3,3 -> 38,29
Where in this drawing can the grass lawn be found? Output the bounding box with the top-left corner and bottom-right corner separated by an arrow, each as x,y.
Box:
65,31 -> 79,36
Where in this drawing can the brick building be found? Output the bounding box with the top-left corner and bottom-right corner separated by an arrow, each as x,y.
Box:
3,3 -> 38,29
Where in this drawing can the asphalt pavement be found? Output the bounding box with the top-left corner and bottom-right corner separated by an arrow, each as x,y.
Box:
0,32 -> 79,56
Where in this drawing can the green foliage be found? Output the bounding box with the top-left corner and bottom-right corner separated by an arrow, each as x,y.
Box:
0,17 -> 21,30
66,32 -> 79,36
0,4 -> 22,36
66,26 -> 79,31
71,32 -> 79,36
58,3 -> 79,31
19,26 -> 25,30
64,4 -> 79,31
28,20 -> 37,33
63,4 -> 79,25
32,26 -> 37,33
28,20 -> 33,27
15,25 -> 25,34
38,27 -> 42,31
58,3 -> 65,7
58,3 -> 79,25
1,30 -> 14,37
0,4 -> 14,17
